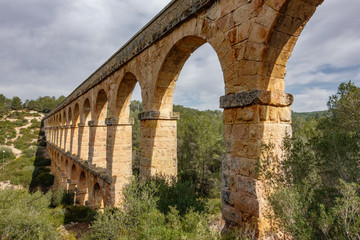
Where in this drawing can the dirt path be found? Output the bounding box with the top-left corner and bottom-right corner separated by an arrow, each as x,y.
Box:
1,111 -> 44,158
0,181 -> 24,190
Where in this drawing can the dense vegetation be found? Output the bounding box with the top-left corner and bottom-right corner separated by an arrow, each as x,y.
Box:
258,81 -> 360,239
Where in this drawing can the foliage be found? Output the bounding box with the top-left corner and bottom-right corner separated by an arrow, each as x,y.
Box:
89,177 -> 220,240
0,146 -> 15,161
0,189 -> 61,240
0,156 -> 35,186
64,205 -> 97,224
258,81 -> 360,239
0,94 -> 11,117
11,96 -> 23,110
25,95 -> 66,113
175,105 -> 224,198
14,126 -> 39,150
130,100 -> 142,175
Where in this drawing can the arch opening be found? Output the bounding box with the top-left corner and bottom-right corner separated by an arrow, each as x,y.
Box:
95,89 -> 108,122
142,35 -> 225,199
93,183 -> 103,209
79,98 -> 91,161
76,171 -> 87,205
154,36 -> 207,112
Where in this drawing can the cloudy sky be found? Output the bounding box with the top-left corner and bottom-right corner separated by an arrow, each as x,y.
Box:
0,0 -> 359,112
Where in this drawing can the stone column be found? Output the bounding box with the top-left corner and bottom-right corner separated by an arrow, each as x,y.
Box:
65,125 -> 71,152
71,126 -> 79,156
220,90 -> 292,234
51,128 -> 55,144
78,123 -> 90,161
139,111 -> 179,179
105,117 -> 134,204
48,128 -> 52,143
68,179 -> 78,192
55,127 -> 59,146
59,126 -> 64,148
75,188 -> 88,205
88,121 -> 107,168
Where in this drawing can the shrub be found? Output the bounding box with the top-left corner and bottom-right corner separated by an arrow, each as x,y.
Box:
89,177 -> 219,240
64,205 -> 97,224
0,189 -> 61,240
0,146 -> 15,161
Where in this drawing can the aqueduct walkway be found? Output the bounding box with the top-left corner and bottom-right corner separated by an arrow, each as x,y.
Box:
43,0 -> 324,235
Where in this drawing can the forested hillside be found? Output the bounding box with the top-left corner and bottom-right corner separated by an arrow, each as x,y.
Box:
0,94 -> 65,117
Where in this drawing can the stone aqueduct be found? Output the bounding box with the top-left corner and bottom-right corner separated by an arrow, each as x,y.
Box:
43,0 -> 324,234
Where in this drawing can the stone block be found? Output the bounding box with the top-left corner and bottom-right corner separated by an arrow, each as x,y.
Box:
279,107 -> 291,122
248,23 -> 270,44
264,0 -> 287,11
236,175 -> 264,196
222,204 -> 242,225
216,13 -> 234,33
238,19 -> 255,43
236,106 -> 256,122
232,191 -> 260,217
244,42 -> 266,61
256,3 -> 279,28
286,0 -> 316,21
232,124 -> 250,139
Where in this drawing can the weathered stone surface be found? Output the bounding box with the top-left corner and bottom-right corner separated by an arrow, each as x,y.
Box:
220,90 -> 293,109
138,111 -> 180,120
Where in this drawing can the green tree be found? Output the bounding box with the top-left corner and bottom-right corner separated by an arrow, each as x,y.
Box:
0,94 -> 10,117
175,105 -> 224,197
10,96 -> 22,110
258,81 -> 360,239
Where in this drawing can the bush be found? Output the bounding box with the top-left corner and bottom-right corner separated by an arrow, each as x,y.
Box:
64,205 -> 97,224
89,177 -> 219,240
0,146 -> 15,161
257,82 -> 360,239
23,146 -> 37,158
0,189 -> 61,240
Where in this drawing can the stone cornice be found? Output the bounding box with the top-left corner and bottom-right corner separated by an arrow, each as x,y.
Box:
220,90 -> 293,109
138,111 -> 180,120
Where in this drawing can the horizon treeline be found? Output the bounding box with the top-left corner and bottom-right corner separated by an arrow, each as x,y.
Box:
0,94 -> 66,116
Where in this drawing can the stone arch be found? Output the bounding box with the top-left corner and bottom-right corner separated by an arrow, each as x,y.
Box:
153,36 -> 207,112
64,158 -> 69,174
73,103 -> 80,126
140,35 -> 224,178
82,98 -> 91,124
105,72 -> 138,202
71,103 -> 80,155
260,0 -> 319,92
93,182 -> 104,208
70,164 -> 77,181
67,107 -> 73,125
89,90 -> 108,168
79,98 -> 91,160
76,171 -> 88,205
114,72 -> 138,119
62,109 -> 69,151
69,164 -> 78,193
94,89 -> 108,122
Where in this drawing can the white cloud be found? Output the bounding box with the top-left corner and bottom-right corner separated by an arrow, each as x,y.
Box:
286,0 -> 360,112
292,88 -> 335,112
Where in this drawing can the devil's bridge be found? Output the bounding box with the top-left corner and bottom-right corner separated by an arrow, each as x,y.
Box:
43,0 -> 323,235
